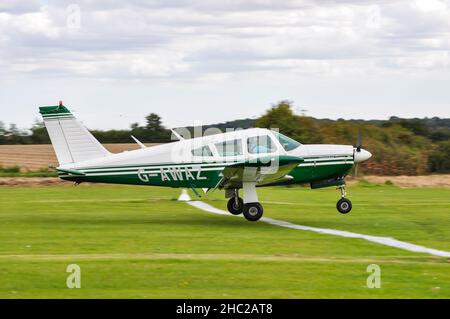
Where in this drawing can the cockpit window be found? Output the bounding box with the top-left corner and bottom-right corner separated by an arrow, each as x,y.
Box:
191,146 -> 213,157
247,135 -> 277,154
271,131 -> 302,151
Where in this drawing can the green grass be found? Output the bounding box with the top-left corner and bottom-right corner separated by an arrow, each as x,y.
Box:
0,184 -> 448,298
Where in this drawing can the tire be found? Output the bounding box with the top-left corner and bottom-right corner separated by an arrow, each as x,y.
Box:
337,198 -> 352,214
227,197 -> 244,215
243,203 -> 264,221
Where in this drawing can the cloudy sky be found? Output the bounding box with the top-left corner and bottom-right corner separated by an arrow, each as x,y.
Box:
0,0 -> 449,130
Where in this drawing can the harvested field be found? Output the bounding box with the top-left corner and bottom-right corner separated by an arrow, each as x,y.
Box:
0,144 -> 158,171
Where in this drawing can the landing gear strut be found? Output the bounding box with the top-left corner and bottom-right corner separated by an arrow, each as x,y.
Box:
336,185 -> 352,214
226,183 -> 264,222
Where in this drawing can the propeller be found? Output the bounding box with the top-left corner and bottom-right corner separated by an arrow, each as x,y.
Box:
356,128 -> 362,152
353,128 -> 362,177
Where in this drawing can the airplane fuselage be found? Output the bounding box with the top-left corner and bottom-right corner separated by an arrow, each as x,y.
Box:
58,128 -> 357,189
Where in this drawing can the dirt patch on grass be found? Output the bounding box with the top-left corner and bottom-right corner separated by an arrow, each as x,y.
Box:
349,175 -> 450,188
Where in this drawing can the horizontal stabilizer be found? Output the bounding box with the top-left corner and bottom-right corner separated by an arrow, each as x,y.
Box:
56,168 -> 86,176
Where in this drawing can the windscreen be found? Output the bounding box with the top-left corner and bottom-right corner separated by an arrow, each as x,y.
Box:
271,131 -> 302,151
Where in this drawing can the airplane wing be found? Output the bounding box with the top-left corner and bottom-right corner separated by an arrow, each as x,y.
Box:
217,155 -> 304,189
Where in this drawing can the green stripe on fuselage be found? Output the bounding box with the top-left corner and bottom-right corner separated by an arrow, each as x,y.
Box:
61,167 -> 223,188
61,160 -> 353,188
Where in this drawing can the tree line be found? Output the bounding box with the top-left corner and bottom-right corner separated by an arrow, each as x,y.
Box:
0,113 -> 171,145
0,101 -> 449,174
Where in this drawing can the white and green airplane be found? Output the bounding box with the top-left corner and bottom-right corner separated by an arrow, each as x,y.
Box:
40,102 -> 372,222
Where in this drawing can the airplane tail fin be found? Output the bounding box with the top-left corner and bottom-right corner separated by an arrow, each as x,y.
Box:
39,102 -> 110,165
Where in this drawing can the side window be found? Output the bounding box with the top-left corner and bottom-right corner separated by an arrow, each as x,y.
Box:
247,135 -> 277,154
191,146 -> 213,157
215,139 -> 243,157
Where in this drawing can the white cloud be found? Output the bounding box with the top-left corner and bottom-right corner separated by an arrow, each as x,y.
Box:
0,0 -> 449,82
0,0 -> 41,14
0,1 -> 449,132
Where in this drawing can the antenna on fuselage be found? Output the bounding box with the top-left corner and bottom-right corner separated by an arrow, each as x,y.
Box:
131,135 -> 147,149
170,128 -> 185,141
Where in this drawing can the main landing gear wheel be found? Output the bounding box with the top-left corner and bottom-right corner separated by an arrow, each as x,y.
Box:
227,197 -> 244,215
336,198 -> 352,214
243,203 -> 264,222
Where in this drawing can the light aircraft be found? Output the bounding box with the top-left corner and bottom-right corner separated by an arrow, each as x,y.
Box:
40,102 -> 372,222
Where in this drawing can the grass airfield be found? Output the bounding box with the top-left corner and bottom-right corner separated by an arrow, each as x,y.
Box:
0,183 -> 448,298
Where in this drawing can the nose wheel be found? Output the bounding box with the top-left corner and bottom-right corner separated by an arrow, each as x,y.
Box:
337,198 -> 352,214
336,185 -> 352,214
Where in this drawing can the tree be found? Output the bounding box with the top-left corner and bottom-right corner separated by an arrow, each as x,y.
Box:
5,123 -> 27,144
429,141 -> 450,173
296,116 -> 323,144
430,128 -> 450,142
256,100 -> 299,137
143,113 -> 171,142
30,120 -> 50,144
130,122 -> 140,130
8,123 -> 20,135
256,100 -> 323,143
146,113 -> 164,132
0,121 -> 5,143
398,119 -> 430,137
